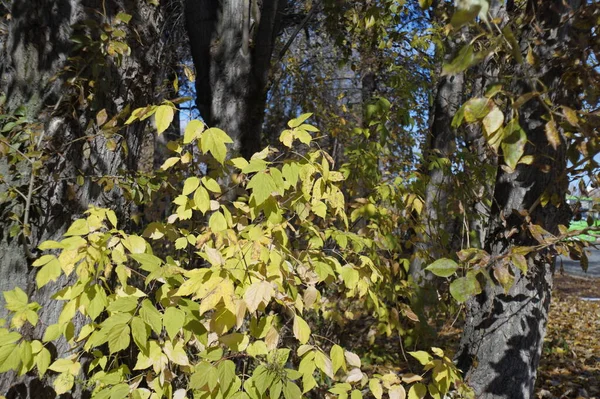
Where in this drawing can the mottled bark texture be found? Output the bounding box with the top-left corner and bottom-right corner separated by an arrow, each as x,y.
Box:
0,1 -> 174,396
463,0 -> 507,249
456,1 -> 580,397
185,0 -> 285,159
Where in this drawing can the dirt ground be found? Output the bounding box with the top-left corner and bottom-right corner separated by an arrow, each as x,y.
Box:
535,273 -> 600,399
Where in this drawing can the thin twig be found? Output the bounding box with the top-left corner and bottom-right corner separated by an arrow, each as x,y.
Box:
277,4 -> 318,63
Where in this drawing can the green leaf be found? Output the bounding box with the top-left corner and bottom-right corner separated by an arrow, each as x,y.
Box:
202,177 -> 222,193
109,384 -> 130,399
425,258 -> 459,278
450,0 -> 489,29
4,287 -> 28,311
36,347 -> 51,376
247,172 -> 278,206
408,351 -> 433,365
419,0 -> 432,9
32,254 -> 55,267
293,315 -> 311,344
449,274 -> 482,303
125,106 -> 156,125
329,383 -> 351,395
106,210 -> 118,228
369,379 -> 383,399
501,120 -> 527,170
193,186 -> 210,214
442,44 -> 474,76
0,343 -> 20,373
122,235 -> 147,254
253,365 -> 276,395
200,127 -> 233,164
182,177 -> 201,196
314,350 -> 333,379
217,360 -> 236,394
107,296 -> 138,313
408,383 -> 427,399
163,307 -> 185,339
131,317 -> 149,351
64,219 -> 89,236
130,253 -> 163,272
283,381 -> 302,399
351,390 -> 363,399
340,265 -> 360,290
288,113 -> 313,128
270,381 -> 283,399
209,211 -> 228,233
115,12 -> 132,24
43,324 -> 62,342
330,344 -> 345,374
190,362 -> 218,390
54,372 -> 75,395
49,358 -> 80,374
0,331 -> 21,347
19,341 -> 33,374
220,333 -> 250,352
155,105 -> 174,135
108,324 -> 130,353
464,97 -> 492,122
280,129 -> 294,148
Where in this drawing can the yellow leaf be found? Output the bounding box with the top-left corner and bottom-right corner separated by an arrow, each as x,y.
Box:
184,119 -> 204,144
244,281 -> 274,313
155,105 -> 174,135
562,106 -> 579,126
293,315 -> 311,344
204,247 -> 225,266
199,279 -> 234,315
369,379 -> 383,399
182,176 -> 201,196
401,373 -> 423,384
482,106 -> 504,134
54,372 -> 75,395
160,157 -> 180,170
163,341 -> 189,366
545,120 -> 561,150
389,384 -> 407,399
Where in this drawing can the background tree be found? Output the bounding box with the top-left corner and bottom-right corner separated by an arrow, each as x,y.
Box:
0,0 -> 599,398
185,0 -> 286,158
0,0 -> 181,395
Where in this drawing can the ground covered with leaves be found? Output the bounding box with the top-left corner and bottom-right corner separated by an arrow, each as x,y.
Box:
535,274 -> 600,399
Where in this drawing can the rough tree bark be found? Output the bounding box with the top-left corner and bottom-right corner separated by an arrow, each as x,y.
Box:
408,3 -> 465,329
409,3 -> 464,286
0,1 -> 176,396
185,0 -> 285,159
456,1 -> 580,397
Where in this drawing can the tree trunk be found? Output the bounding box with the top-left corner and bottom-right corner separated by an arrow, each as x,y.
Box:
456,1 -> 580,397
185,0 -> 285,159
0,1 -> 175,396
408,7 -> 465,327
409,14 -> 464,284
